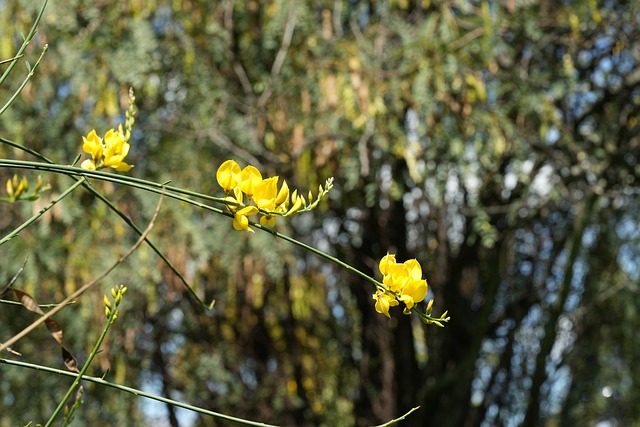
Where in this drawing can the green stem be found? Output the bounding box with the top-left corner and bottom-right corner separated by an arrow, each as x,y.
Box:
0,358 -> 280,427
0,44 -> 48,116
44,307 -> 118,427
0,177 -> 85,246
0,298 -> 75,308
260,226 -> 384,290
0,0 -> 48,87
0,159 -> 228,206
373,406 -> 421,427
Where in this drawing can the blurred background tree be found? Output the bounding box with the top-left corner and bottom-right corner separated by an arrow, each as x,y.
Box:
1,0 -> 639,426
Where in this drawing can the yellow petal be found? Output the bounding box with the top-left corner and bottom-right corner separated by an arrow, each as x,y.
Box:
102,130 -> 131,169
399,294 -> 415,309
81,159 -> 97,170
260,215 -> 276,227
114,162 -> 133,172
404,259 -> 423,281
233,213 -> 252,231
216,160 -> 242,192
239,165 -> 262,198
379,253 -> 396,276
387,263 -> 409,292
254,176 -> 278,210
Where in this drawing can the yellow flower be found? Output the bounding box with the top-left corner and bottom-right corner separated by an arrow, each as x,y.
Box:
215,159 -> 333,231
82,129 -> 103,161
102,129 -> 133,172
80,128 -> 133,172
373,290 -> 399,318
239,165 -> 262,198
376,254 -> 429,315
233,206 -> 259,232
216,160 -> 242,193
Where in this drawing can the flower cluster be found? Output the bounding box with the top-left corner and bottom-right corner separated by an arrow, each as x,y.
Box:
80,127 -> 133,172
104,284 -> 128,321
373,254 -> 429,318
81,89 -> 136,172
216,159 -> 333,232
2,174 -> 48,202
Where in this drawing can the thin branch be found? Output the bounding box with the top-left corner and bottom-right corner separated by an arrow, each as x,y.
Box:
0,53 -> 23,65
373,406 -> 421,427
0,256 -> 28,298
0,44 -> 48,116
0,0 -> 48,87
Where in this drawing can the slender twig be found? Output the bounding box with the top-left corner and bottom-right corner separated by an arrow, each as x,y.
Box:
0,189 -> 164,353
0,299 -> 75,308
0,256 -> 28,298
0,43 -> 48,116
0,358 -> 281,427
373,406 -> 421,427
0,54 -> 24,65
0,0 -> 48,87
0,160 -> 440,317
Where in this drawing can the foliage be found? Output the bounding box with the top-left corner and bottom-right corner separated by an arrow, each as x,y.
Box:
1,0 -> 639,426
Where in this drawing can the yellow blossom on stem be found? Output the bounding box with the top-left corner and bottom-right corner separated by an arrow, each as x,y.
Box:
373,290 -> 399,318
215,160 -> 333,232
80,128 -> 133,172
375,254 -> 429,316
